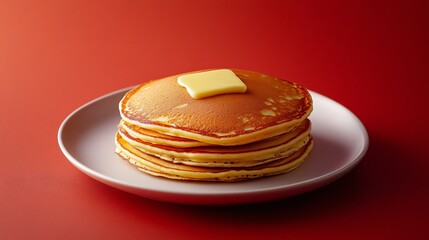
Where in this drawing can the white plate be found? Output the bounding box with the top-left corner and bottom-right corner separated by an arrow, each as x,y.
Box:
58,87 -> 368,205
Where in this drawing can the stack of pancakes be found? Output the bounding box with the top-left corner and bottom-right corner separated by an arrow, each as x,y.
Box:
115,69 -> 313,182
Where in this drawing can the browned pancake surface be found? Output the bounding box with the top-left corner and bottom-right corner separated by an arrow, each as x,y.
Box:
120,69 -> 312,139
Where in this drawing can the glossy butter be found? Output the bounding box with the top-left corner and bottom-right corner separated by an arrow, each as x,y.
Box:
177,69 -> 247,99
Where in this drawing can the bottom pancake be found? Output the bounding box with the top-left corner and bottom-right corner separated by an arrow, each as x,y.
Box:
115,133 -> 313,182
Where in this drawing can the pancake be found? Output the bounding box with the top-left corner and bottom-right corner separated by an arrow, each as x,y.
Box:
115,69 -> 313,181
115,133 -> 313,182
119,69 -> 312,146
120,120 -> 210,148
118,119 -> 311,167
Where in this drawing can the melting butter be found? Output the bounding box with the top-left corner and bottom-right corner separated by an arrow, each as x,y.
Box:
177,69 -> 247,99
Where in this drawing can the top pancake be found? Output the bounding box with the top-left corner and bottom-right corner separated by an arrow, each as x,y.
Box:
120,69 -> 312,145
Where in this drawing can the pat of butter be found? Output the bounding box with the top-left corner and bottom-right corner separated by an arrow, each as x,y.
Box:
177,69 -> 247,99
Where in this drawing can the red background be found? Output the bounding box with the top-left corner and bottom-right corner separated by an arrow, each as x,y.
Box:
1,0 -> 428,239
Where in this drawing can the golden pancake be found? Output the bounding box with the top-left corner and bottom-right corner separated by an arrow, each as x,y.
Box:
120,120 -> 210,148
115,133 -> 313,182
115,69 -> 313,182
118,119 -> 311,167
119,69 -> 312,146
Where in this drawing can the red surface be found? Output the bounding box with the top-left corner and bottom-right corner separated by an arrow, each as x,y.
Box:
1,0 -> 428,239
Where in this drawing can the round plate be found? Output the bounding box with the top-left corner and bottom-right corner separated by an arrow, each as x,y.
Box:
58,87 -> 368,205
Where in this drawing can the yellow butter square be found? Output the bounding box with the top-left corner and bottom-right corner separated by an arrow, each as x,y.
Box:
177,69 -> 247,99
